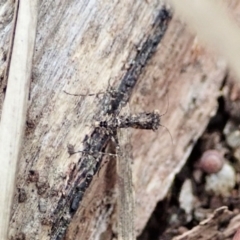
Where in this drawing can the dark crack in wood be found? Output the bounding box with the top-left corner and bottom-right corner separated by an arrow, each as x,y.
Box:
50,6 -> 171,239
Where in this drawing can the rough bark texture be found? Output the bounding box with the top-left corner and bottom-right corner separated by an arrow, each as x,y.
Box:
0,0 -> 236,239
173,207 -> 240,240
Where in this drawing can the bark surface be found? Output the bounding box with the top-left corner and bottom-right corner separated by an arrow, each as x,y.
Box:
0,0 -> 233,239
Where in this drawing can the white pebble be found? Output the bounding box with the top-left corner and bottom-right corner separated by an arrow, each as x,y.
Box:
179,179 -> 194,222
205,163 -> 236,197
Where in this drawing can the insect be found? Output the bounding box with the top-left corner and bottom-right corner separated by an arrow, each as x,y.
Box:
52,7 -> 171,238
65,87 -> 161,240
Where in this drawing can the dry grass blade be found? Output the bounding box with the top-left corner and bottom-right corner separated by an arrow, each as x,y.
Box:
0,0 -> 38,238
116,128 -> 135,240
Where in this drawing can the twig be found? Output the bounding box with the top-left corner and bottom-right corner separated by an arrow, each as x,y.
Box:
0,0 -> 38,238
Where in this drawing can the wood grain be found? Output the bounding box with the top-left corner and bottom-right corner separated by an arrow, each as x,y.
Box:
0,0 -> 234,239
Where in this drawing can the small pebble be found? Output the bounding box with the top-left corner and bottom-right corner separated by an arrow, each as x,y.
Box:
179,179 -> 194,222
199,150 -> 224,174
205,163 -> 236,197
226,130 -> 240,149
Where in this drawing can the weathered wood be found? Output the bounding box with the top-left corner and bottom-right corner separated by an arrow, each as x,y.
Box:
130,15 -> 227,234
173,207 -> 237,240
0,0 -> 232,239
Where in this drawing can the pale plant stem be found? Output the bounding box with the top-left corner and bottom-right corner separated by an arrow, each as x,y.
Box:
0,0 -> 38,238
